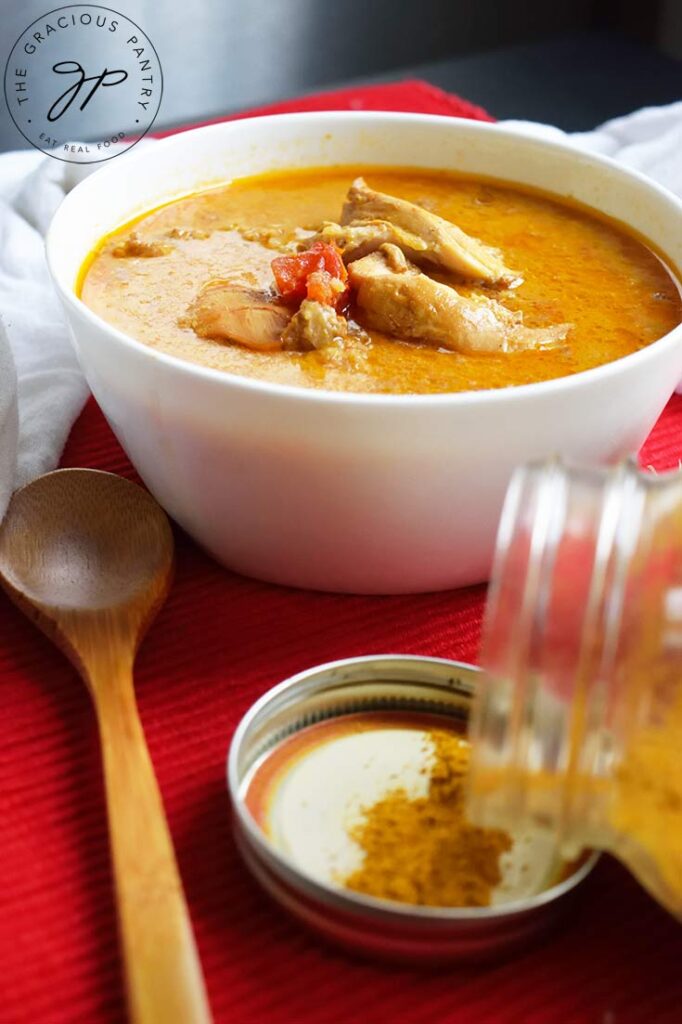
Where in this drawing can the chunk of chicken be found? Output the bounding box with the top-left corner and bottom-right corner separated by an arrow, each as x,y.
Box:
308,220 -> 429,264
348,245 -> 570,355
281,299 -> 369,352
186,281 -> 292,351
341,178 -> 519,287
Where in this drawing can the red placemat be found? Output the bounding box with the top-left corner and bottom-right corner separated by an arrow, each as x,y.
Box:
2,81 -> 682,1024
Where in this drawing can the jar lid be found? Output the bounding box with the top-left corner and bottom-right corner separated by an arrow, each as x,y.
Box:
228,655 -> 597,963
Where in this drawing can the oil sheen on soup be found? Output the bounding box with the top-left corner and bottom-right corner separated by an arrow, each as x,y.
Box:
80,167 -> 682,395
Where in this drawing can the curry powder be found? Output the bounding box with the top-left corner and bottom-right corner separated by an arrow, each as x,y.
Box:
342,729 -> 512,907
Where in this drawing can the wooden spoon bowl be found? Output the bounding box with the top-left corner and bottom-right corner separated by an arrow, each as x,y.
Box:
0,468 -> 172,608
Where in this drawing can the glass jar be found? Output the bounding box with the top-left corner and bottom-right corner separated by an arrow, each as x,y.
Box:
468,458 -> 682,918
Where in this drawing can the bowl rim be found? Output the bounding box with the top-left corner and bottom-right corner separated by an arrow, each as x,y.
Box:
227,653 -> 600,924
47,109 -> 682,408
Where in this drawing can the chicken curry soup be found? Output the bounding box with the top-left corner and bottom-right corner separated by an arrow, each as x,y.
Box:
80,167 -> 682,395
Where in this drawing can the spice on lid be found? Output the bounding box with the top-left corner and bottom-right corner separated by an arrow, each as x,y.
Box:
342,729 -> 512,907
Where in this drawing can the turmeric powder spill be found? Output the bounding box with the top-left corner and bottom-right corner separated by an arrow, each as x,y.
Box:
342,729 -> 513,907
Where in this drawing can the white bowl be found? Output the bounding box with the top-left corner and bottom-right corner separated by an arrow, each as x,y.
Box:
46,113 -> 682,593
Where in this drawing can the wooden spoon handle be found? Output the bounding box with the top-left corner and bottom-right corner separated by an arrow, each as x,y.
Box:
94,672 -> 213,1024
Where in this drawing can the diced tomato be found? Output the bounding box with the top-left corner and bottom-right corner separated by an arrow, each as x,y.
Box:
272,242 -> 348,309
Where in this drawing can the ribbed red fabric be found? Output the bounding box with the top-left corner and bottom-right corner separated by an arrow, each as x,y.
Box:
2,82 -> 682,1024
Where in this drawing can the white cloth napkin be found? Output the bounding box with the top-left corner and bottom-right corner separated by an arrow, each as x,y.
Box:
504,100 -> 682,196
0,151 -> 92,489
1,103 -> 681,491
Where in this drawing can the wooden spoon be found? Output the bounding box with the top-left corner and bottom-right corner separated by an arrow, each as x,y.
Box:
0,469 -> 212,1024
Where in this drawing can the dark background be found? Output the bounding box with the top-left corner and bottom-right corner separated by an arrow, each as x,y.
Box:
0,0 -> 680,151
